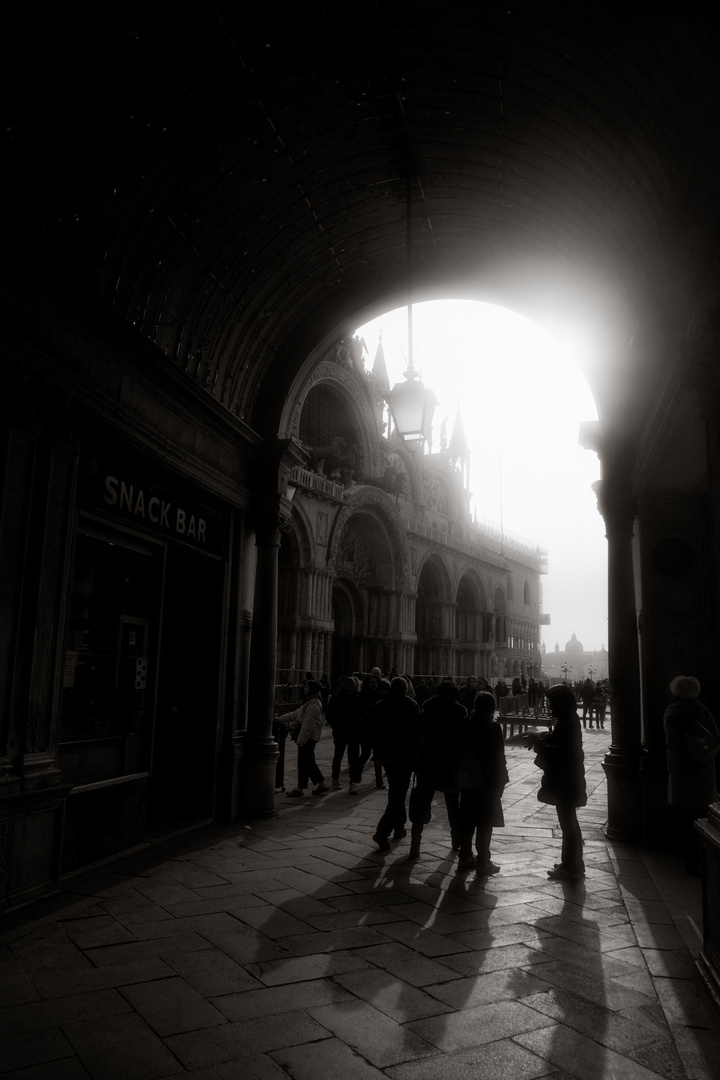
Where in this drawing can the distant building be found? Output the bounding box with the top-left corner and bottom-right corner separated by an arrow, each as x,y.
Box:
541,632 -> 609,684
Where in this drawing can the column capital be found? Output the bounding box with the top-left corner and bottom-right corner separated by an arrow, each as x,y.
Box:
592,482 -> 637,537
251,438 -> 306,533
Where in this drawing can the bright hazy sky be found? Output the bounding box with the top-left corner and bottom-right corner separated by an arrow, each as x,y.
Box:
355,300 -> 609,654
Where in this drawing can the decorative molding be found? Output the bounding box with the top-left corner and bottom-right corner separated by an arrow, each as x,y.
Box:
328,487 -> 412,592
288,356 -> 378,446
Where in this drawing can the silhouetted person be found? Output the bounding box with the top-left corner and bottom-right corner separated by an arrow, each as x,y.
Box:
663,675 -> 720,876
524,683 -> 587,879
408,681 -> 468,859
448,691 -> 509,875
369,677 -> 420,850
326,675 -> 362,793
358,672 -> 385,788
580,678 -> 596,728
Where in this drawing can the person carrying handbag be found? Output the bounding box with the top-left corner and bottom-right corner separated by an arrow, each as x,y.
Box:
284,679 -> 328,797
523,682 -> 587,879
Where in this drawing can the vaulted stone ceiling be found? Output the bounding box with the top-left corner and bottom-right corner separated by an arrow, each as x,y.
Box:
5,3 -> 720,434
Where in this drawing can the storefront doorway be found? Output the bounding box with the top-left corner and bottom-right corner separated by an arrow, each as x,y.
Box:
149,544 -> 223,826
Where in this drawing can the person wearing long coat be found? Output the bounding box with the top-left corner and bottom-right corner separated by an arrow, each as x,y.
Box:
663,675 -> 720,875
325,676 -> 363,792
451,691 -> 509,874
524,682 -> 587,879
358,673 -> 385,788
408,682 -> 468,858
369,677 -> 421,850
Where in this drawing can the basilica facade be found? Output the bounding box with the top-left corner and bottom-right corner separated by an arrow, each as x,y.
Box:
276,338 -> 544,689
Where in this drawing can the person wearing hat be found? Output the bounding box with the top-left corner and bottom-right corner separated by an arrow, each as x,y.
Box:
663,676 -> 720,875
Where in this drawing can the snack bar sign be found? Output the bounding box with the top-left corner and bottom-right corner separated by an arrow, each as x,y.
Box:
101,473 -> 223,555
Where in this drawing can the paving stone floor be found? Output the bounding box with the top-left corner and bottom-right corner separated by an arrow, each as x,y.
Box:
2,722 -> 719,1079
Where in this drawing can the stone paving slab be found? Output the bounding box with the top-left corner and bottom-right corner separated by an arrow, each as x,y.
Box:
1,724 -> 719,1079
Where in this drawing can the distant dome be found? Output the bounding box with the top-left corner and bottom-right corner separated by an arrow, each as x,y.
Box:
565,632 -> 584,653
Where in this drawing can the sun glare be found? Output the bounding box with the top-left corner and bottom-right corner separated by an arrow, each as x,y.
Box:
355,299 -> 608,652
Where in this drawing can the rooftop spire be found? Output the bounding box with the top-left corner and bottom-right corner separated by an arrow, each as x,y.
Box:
448,406 -> 468,463
371,333 -> 390,394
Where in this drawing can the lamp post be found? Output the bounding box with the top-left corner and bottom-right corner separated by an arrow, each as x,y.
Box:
561,663 -> 572,684
588,666 -> 595,679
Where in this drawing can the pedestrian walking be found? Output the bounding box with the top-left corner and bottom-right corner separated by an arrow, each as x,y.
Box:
284,679 -> 328,798
663,675 -> 720,875
369,677 -> 421,850
325,675 -> 363,792
358,672 -> 385,788
580,677 -> 596,728
593,680 -> 608,728
523,682 -> 587,879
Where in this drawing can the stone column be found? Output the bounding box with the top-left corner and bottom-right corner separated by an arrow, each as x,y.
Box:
0,385 -> 77,907
239,439 -> 303,818
596,486 -> 645,842
696,803 -> 720,1010
287,629 -> 298,687
225,514 -> 254,821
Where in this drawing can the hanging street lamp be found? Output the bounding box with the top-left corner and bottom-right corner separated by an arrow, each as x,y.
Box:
385,367 -> 438,451
384,171 -> 438,452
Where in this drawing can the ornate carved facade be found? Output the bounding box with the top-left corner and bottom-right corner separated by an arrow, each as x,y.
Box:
276,340 -> 545,687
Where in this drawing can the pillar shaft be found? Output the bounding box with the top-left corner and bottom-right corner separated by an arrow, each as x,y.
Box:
597,488 -> 644,842
239,438 -> 304,818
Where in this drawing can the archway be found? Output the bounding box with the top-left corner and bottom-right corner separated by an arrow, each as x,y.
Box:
330,579 -> 362,682
415,554 -> 453,678
455,574 -> 481,678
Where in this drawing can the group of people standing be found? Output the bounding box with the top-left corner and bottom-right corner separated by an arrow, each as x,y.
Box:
371,680 -> 511,876
281,670 -> 589,880
579,677 -> 609,729
283,668 -> 391,799
281,667 -> 720,883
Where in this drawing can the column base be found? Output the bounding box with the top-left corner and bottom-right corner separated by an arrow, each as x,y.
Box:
696,807 -> 720,1014
236,735 -> 279,819
602,745 -> 644,843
